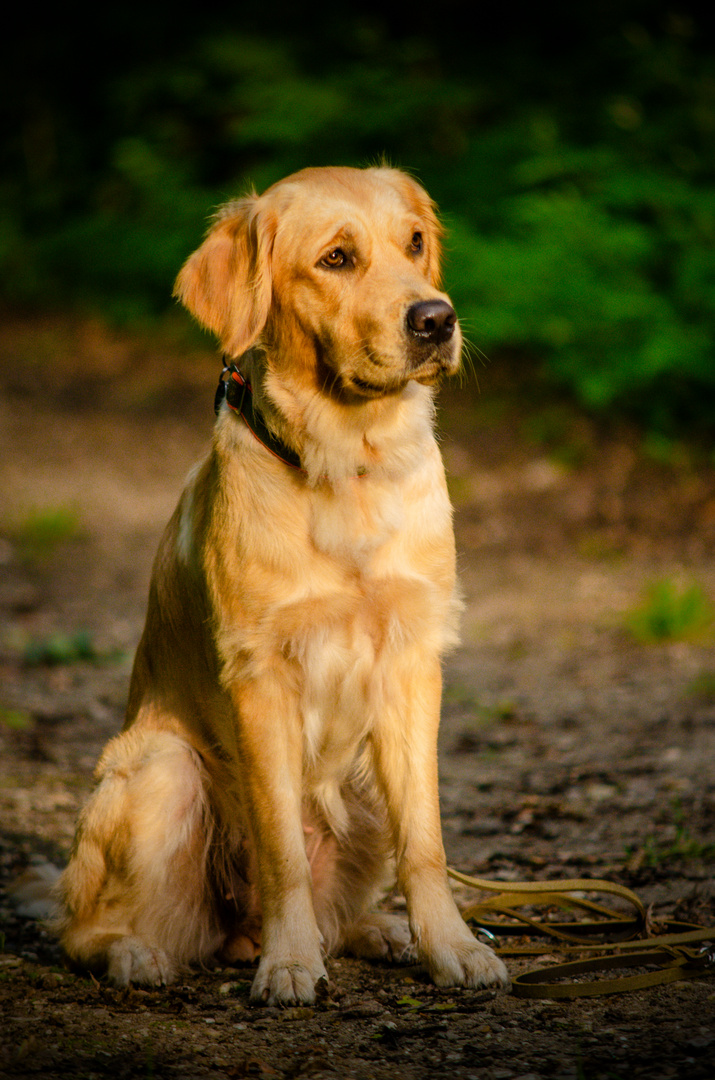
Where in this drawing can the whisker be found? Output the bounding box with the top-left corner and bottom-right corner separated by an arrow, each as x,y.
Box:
462,337 -> 490,369
458,322 -> 490,366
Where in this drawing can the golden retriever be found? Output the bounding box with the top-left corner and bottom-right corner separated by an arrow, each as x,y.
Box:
55,165 -> 509,1004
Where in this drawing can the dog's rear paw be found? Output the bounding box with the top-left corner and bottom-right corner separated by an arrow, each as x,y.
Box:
428,934 -> 510,991
343,913 -> 416,963
107,938 -> 176,987
250,957 -> 328,1005
8,859 -> 62,920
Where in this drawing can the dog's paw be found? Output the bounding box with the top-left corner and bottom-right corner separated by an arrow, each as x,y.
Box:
7,859 -> 62,920
107,937 -> 176,987
220,932 -> 261,964
343,913 -> 416,963
250,957 -> 328,1006
426,930 -> 510,991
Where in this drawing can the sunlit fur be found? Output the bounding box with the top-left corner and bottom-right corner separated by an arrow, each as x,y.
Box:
55,166 -> 509,1004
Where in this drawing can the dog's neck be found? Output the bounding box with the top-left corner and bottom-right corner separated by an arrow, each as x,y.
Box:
224,349 -> 438,488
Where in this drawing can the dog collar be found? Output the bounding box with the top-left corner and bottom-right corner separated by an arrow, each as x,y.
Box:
214,361 -> 303,471
214,358 -> 369,479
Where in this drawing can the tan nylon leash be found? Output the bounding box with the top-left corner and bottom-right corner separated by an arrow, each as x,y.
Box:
447,867 -> 715,999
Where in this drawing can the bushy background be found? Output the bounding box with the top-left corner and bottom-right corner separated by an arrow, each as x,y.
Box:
3,1 -> 714,434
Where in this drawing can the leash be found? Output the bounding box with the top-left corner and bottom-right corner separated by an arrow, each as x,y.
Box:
448,867 -> 715,999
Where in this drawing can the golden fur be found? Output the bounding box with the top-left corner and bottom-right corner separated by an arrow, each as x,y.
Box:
56,165 -> 509,1004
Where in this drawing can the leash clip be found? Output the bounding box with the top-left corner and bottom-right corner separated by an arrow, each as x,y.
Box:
699,943 -> 715,966
474,926 -> 499,945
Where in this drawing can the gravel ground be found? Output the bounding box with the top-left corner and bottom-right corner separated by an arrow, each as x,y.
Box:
1,318 -> 713,1079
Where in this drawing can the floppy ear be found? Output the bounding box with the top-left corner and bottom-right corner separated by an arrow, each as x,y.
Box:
174,196 -> 275,358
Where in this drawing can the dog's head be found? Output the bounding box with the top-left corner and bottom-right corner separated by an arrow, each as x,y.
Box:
175,166 -> 461,399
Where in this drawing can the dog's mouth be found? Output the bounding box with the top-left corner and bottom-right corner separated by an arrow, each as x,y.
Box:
346,364 -> 454,399
346,353 -> 457,399
413,361 -> 455,386
348,375 -> 406,398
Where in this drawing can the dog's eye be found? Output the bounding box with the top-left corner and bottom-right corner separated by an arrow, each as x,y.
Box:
320,248 -> 348,269
410,232 -> 423,254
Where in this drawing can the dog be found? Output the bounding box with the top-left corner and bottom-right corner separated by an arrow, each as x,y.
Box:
55,165 -> 509,1004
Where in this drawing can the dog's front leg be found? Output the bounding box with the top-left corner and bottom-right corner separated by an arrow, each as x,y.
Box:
231,674 -> 327,1005
371,655 -> 510,991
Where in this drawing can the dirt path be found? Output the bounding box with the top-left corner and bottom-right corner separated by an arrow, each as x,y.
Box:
1,319 -> 713,1079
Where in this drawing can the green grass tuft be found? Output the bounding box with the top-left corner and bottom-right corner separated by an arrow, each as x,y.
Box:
625,579 -> 714,644
7,506 -> 83,563
0,708 -> 34,731
22,630 -> 98,667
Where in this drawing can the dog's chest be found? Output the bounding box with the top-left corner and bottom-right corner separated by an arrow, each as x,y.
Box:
210,457 -> 456,831
287,478 -> 453,798
291,469 -> 454,664
309,478 -> 404,563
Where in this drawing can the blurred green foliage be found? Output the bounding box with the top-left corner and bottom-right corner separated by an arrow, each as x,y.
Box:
3,3 -> 715,432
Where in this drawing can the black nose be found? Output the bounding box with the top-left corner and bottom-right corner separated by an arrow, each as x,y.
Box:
406,300 -> 457,344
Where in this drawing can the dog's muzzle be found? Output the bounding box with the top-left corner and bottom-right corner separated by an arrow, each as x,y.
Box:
405,299 -> 460,379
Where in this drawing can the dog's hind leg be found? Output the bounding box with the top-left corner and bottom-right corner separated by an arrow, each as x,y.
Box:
306,786 -> 416,966
340,912 -> 415,962
56,726 -> 223,986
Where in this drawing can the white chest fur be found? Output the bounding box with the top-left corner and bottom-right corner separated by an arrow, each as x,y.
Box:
286,463 -> 457,831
